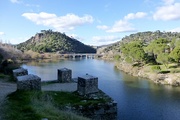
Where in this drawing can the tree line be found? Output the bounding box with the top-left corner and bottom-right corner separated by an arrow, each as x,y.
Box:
119,38 -> 180,68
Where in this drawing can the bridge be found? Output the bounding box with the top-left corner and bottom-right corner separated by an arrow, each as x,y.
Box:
60,53 -> 103,59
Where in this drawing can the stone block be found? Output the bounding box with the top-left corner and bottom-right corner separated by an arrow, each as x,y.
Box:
58,68 -> 72,83
17,74 -> 41,90
77,74 -> 98,95
13,68 -> 28,79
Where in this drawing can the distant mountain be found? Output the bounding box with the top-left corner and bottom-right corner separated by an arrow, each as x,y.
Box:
101,30 -> 180,54
16,30 -> 96,53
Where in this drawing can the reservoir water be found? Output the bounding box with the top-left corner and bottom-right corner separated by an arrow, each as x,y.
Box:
21,58 -> 180,120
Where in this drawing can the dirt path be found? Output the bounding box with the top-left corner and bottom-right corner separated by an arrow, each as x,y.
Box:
0,81 -> 16,120
0,81 -> 16,103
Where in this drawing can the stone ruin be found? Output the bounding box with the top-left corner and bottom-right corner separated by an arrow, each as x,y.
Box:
12,67 -> 117,119
77,74 -> 99,95
57,68 -> 72,83
17,74 -> 41,90
13,68 -> 41,91
13,67 -> 28,80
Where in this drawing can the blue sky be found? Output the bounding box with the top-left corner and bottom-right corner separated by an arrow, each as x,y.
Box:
1,0 -> 180,45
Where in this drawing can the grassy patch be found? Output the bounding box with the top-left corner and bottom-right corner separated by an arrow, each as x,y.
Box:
2,91 -> 41,120
2,90 -> 109,120
41,91 -> 107,107
151,65 -> 161,73
170,68 -> 180,73
0,73 -> 9,78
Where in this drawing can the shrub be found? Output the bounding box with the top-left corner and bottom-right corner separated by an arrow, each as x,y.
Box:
125,57 -> 133,63
170,68 -> 180,73
151,65 -> 161,72
114,55 -> 121,61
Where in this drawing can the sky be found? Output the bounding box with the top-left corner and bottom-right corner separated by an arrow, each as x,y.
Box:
1,0 -> 180,46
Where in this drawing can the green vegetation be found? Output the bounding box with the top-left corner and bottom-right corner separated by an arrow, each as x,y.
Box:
101,31 -> 180,73
121,41 -> 146,63
16,30 -> 96,54
1,90 -> 109,120
114,54 -> 121,61
151,65 -> 161,73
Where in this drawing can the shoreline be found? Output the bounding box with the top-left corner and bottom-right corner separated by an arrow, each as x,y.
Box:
115,62 -> 180,86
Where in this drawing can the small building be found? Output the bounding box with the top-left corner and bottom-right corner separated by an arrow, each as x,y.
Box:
57,68 -> 72,83
77,74 -> 98,95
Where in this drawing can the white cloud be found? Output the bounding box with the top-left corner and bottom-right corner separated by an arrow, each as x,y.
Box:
97,12 -> 147,33
163,0 -> 175,5
124,12 -> 147,20
169,27 -> 180,32
97,25 -> 109,30
92,35 -> 121,45
0,32 -> 4,35
22,12 -> 94,32
106,20 -> 136,33
10,0 -> 21,3
153,1 -> 180,21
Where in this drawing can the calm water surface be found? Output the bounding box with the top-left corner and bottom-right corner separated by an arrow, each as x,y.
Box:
21,58 -> 180,120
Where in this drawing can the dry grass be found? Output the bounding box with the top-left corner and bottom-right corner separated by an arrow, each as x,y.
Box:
0,43 -> 23,60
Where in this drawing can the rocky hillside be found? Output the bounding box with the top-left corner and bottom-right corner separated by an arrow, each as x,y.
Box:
16,30 -> 96,53
101,30 -> 180,54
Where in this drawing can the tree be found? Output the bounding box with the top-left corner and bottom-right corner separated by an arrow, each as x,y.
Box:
169,46 -> 180,63
120,41 -> 146,63
156,53 -> 169,68
144,38 -> 170,63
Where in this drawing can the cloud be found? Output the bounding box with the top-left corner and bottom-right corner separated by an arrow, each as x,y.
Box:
97,25 -> 109,30
22,12 -> 94,32
163,0 -> 175,5
153,1 -> 180,21
0,32 -> 5,36
97,12 -> 147,33
169,27 -> 180,32
106,20 -> 137,33
10,0 -> 21,3
92,35 -> 121,45
124,12 -> 147,20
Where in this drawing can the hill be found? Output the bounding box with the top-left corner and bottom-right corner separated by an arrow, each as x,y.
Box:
100,30 -> 180,54
16,30 -> 96,53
